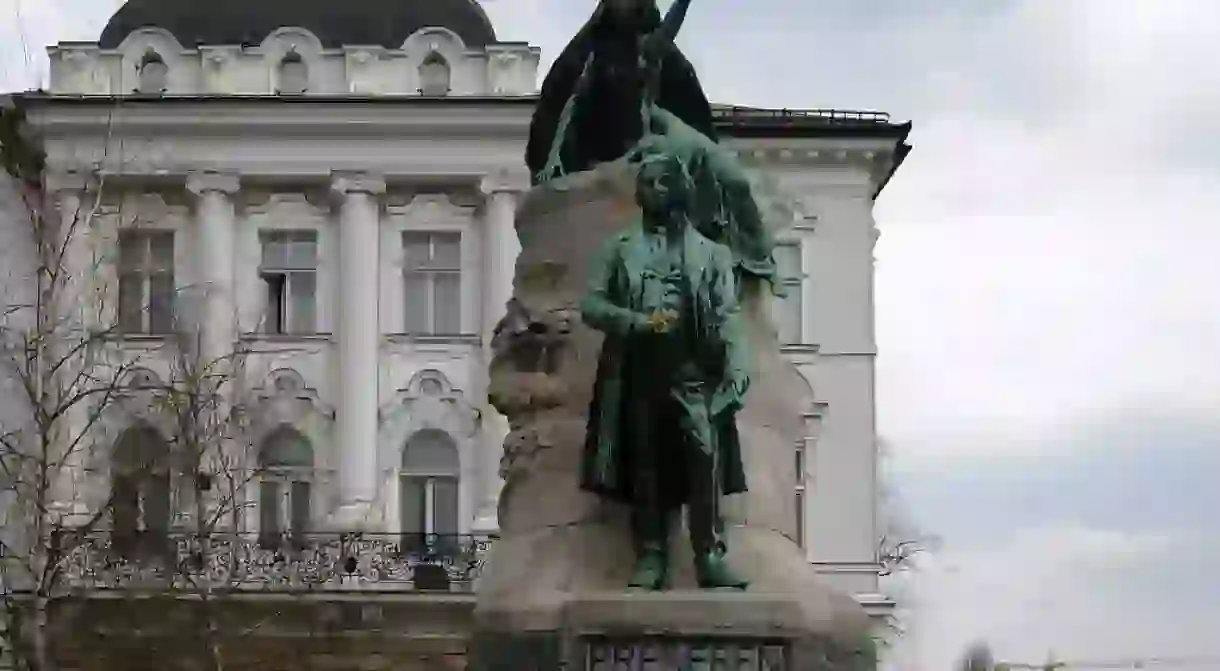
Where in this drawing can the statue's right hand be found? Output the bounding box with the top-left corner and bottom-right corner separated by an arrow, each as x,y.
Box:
643,309 -> 679,334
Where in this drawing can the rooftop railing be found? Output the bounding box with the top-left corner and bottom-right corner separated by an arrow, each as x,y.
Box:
712,105 -> 892,124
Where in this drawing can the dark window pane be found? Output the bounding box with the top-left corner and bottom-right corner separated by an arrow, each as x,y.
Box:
290,481 -> 310,539
285,233 -> 317,270
112,475 -> 140,541
118,233 -> 144,272
260,233 -> 288,268
431,233 -> 461,269
149,232 -> 175,271
261,430 -> 313,469
402,432 -> 459,473
148,273 -> 175,334
288,272 -> 316,334
259,481 -> 281,548
403,233 -> 431,271
143,474 -> 171,533
403,272 -> 429,334
433,272 -> 461,335
432,477 -> 459,537
118,273 -> 145,333
399,476 -> 426,552
795,491 -> 804,548
262,273 -> 286,334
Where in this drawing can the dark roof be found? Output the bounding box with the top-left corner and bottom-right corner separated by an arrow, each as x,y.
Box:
98,0 -> 497,49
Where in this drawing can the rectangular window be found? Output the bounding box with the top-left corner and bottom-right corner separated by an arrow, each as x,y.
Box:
403,231 -> 462,335
258,476 -> 311,549
771,242 -> 804,345
259,230 -> 318,335
117,230 -> 175,335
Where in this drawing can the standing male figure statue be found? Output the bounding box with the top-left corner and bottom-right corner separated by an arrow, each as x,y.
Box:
579,137 -> 751,591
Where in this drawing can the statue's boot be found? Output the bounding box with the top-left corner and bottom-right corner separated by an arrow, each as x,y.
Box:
627,551 -> 670,591
694,549 -> 748,590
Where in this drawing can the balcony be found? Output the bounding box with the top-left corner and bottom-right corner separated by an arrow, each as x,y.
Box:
52,531 -> 495,594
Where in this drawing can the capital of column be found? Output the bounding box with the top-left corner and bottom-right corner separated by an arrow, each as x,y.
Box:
186,171 -> 240,198
330,172 -> 386,198
479,167 -> 531,197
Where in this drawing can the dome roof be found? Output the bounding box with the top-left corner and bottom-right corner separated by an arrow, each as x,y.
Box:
99,0 -> 497,49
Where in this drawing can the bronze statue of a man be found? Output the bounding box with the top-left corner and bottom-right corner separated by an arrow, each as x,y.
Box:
579,138 -> 750,591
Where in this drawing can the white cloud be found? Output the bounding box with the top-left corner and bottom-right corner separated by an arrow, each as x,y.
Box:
891,525 -> 1220,670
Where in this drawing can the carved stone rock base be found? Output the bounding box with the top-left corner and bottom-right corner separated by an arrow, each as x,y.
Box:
474,163 -> 871,670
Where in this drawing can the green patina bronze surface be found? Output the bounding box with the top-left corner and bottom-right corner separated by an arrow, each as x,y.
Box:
579,138 -> 751,591
635,105 -> 783,292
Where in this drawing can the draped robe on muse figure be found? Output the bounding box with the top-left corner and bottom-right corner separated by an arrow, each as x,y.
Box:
525,0 -> 717,182
579,219 -> 749,510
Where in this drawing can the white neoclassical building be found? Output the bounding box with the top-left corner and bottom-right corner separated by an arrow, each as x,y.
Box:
0,0 -> 909,664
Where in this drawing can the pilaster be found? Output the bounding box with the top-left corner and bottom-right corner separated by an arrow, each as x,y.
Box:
44,171 -> 94,525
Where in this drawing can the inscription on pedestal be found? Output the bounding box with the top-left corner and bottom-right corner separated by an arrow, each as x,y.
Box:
582,637 -> 790,671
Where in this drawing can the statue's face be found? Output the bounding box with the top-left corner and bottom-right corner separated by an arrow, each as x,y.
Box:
636,156 -> 684,223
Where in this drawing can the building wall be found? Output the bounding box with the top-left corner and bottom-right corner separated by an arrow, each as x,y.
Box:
4,20 -> 902,608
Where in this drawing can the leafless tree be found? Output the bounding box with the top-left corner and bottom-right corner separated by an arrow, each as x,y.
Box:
0,101 -> 160,671
873,437 -> 939,651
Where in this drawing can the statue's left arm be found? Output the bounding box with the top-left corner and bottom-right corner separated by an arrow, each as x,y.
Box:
708,246 -> 750,418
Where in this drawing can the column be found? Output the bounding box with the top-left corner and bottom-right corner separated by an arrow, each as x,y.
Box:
186,172 -> 240,367
473,169 -> 527,532
45,172 -> 91,524
479,169 -> 528,346
330,172 -> 386,529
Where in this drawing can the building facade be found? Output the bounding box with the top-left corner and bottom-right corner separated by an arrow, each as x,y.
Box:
0,0 -> 909,667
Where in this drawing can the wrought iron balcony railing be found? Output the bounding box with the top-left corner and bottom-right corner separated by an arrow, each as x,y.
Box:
50,531 -> 495,594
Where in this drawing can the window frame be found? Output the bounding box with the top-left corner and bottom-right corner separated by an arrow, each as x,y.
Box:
402,230 -> 463,336
137,50 -> 168,94
418,52 -> 452,96
259,230 -> 319,335
276,51 -> 309,95
257,468 -> 314,549
117,229 -> 176,336
771,240 -> 806,345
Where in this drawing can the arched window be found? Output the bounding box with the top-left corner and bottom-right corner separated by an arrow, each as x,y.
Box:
400,429 -> 459,554
418,52 -> 451,96
111,424 -> 171,558
137,49 -> 168,94
277,50 -> 309,95
258,427 -> 314,549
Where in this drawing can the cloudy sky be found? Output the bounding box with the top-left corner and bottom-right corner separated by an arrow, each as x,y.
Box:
5,0 -> 1220,668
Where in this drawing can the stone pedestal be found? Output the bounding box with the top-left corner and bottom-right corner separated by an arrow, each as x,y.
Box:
471,164 -> 874,670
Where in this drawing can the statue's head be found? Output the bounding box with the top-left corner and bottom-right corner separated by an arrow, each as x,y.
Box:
598,0 -> 661,29
634,138 -> 692,227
